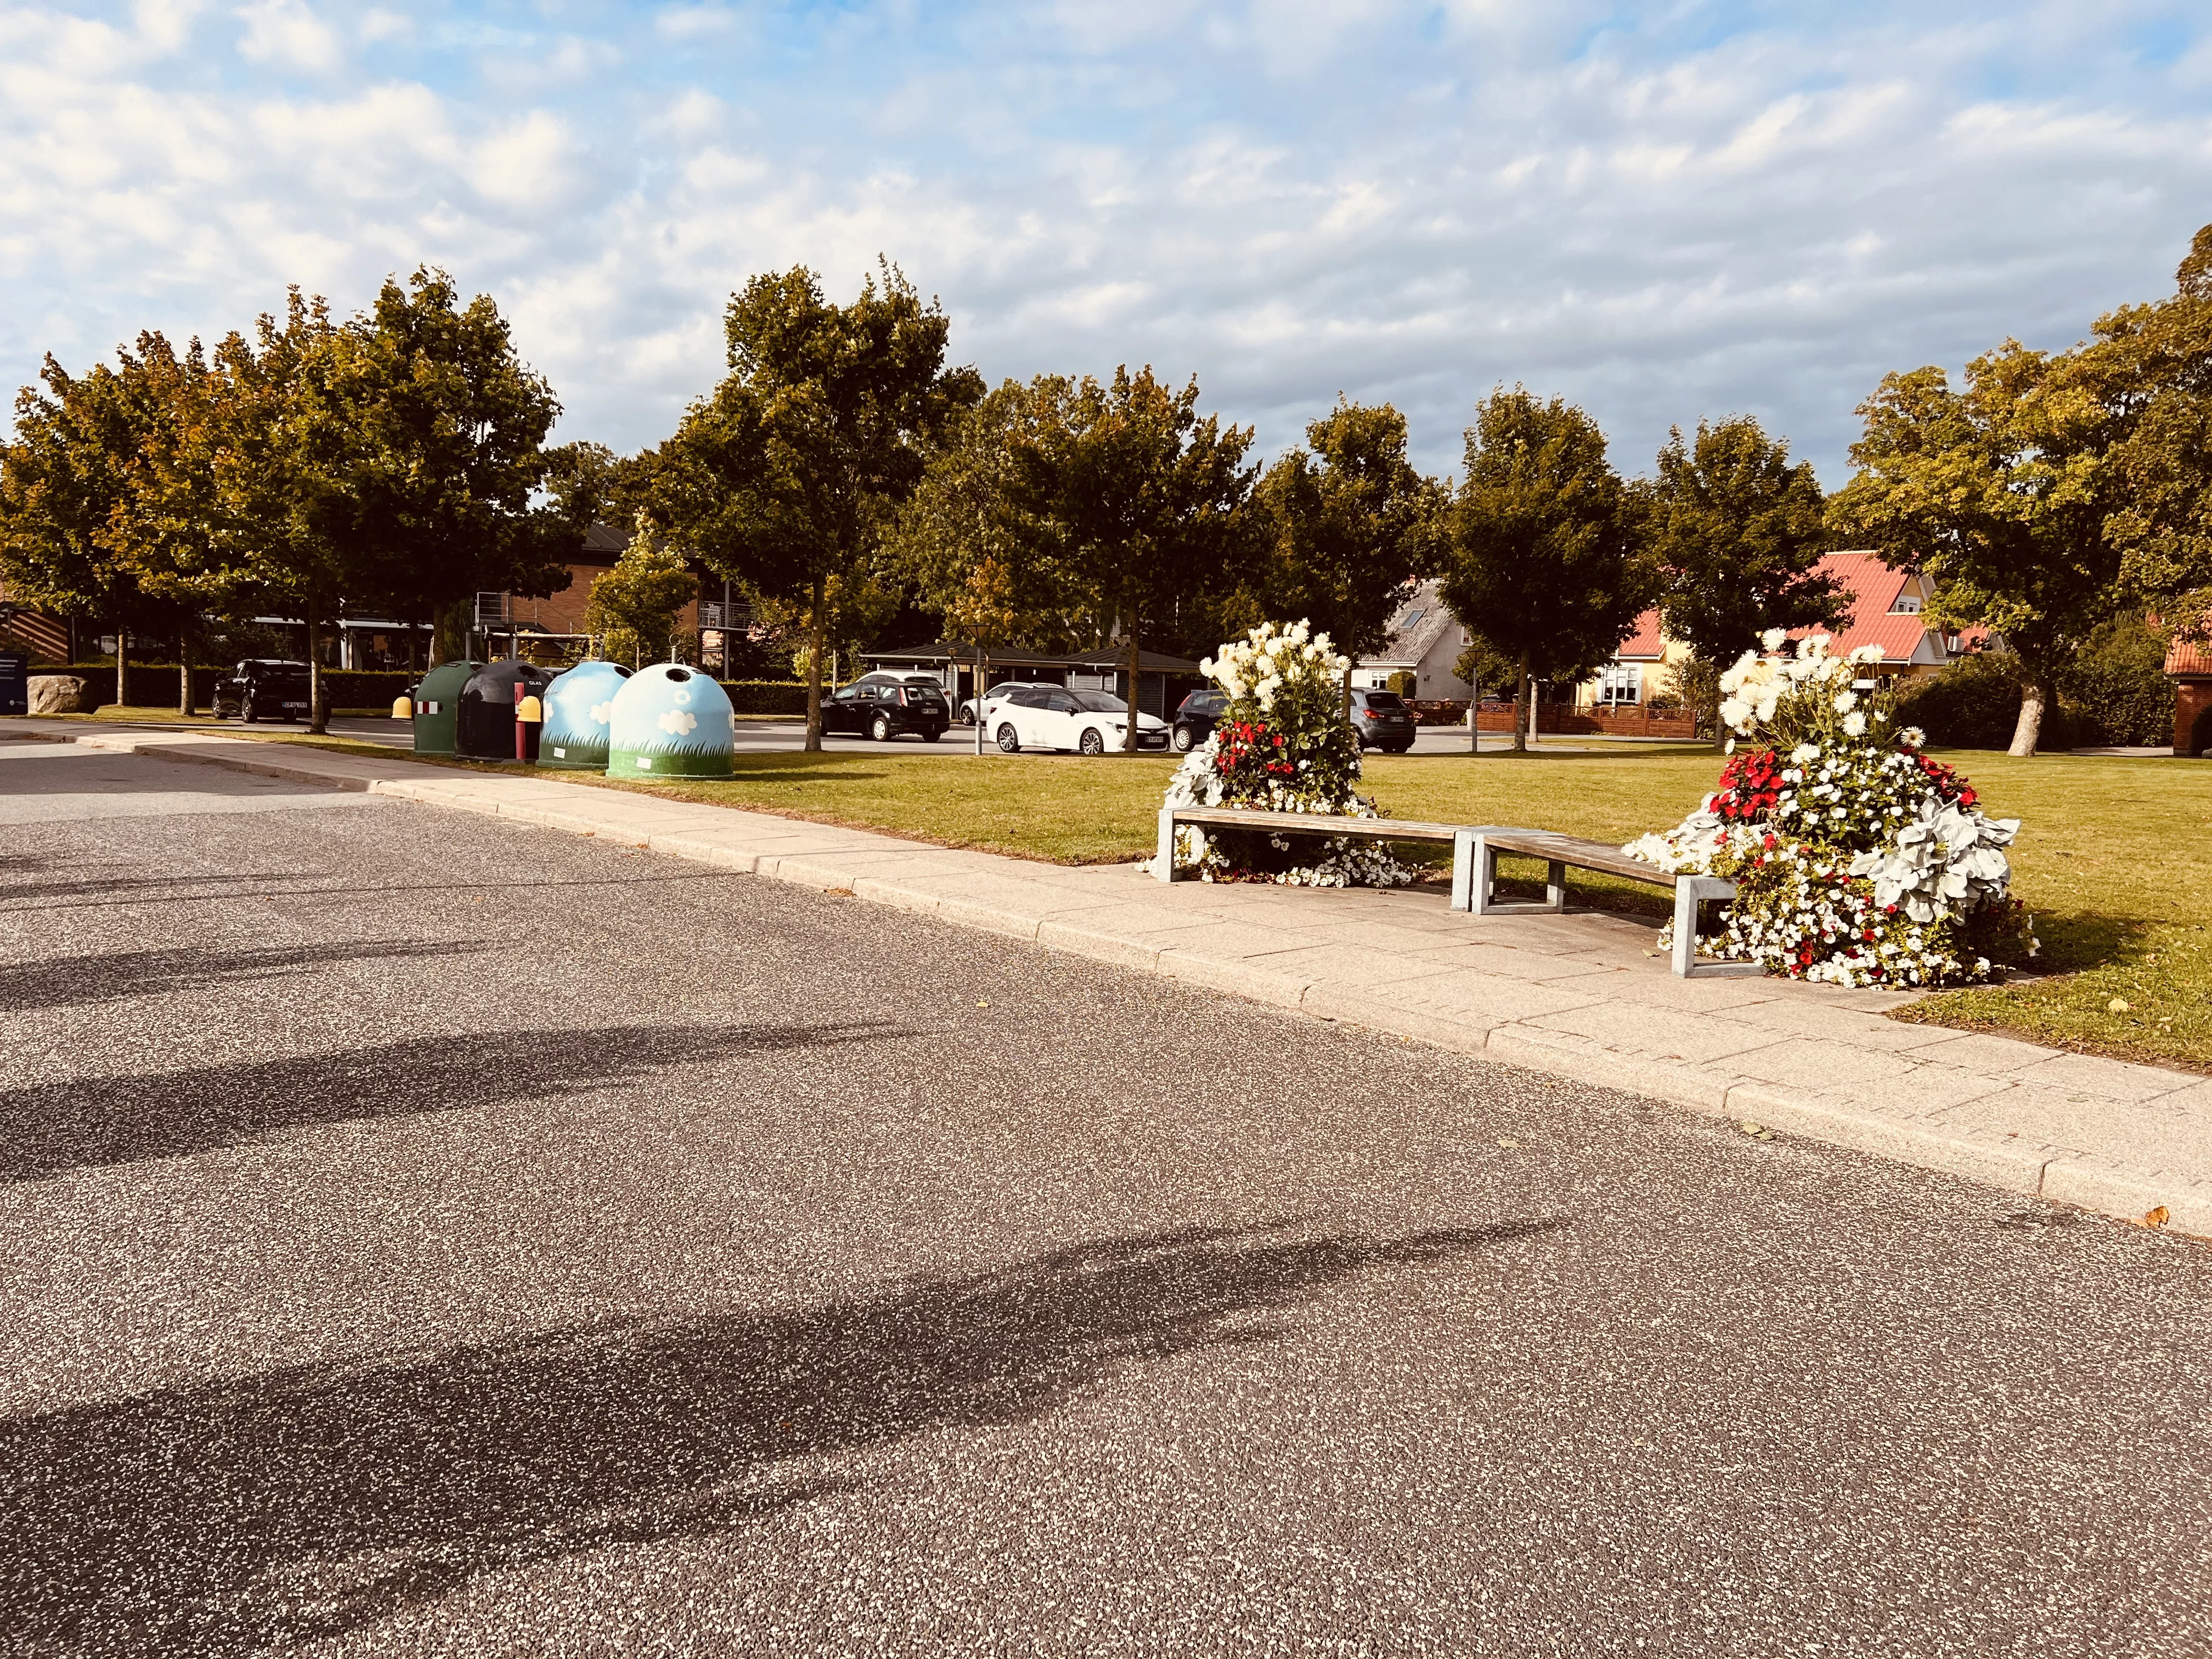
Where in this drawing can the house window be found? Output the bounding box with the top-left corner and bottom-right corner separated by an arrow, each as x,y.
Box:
1891,595 -> 1923,615
1597,661 -> 1642,706
1399,608 -> 1424,631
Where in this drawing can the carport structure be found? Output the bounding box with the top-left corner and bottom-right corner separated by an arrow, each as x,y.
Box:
861,641 -> 1205,720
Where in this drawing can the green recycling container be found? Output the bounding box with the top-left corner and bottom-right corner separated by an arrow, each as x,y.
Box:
410,660 -> 482,757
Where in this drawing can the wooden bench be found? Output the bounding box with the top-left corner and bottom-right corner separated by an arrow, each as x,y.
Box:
1451,827 -> 1757,979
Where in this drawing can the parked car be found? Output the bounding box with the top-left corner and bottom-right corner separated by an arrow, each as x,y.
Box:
210,659 -> 313,723
1169,689 -> 1227,752
820,676 -> 950,741
1350,688 -> 1417,753
955,679 -> 1056,726
983,684 -> 1169,754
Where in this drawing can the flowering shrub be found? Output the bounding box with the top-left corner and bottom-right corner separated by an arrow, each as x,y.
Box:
1147,620 -> 1413,887
1626,630 -> 2032,987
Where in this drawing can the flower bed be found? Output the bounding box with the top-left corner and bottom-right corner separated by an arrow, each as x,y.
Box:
1146,621 -> 1413,887
1625,632 -> 2033,987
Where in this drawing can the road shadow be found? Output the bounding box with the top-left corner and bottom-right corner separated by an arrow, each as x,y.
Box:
0,940 -> 492,1015
0,867 -> 330,906
0,1216 -> 1559,1655
0,1021 -> 913,1183
0,751 -> 341,800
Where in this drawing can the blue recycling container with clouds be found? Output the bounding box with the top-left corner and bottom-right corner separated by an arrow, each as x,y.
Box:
606,663 -> 736,778
539,660 -> 632,771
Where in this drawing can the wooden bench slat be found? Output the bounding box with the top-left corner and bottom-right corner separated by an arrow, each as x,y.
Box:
1479,830 -> 1683,887
1167,807 -> 1464,844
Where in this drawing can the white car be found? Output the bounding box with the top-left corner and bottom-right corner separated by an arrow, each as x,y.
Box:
983,685 -> 1170,754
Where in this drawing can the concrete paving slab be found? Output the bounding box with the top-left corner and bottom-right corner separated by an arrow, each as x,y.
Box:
2007,1050 -> 2203,1104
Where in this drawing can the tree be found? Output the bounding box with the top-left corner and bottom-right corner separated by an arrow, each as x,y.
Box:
1438,388 -> 1654,753
582,518 -> 699,667
658,261 -> 981,751
1829,343 -> 2119,756
1028,366 -> 1255,751
2077,223 -> 2212,645
329,270 -> 575,673
1646,415 -> 1844,669
884,377 -> 1086,748
1233,400 -> 1447,714
0,335 -> 216,710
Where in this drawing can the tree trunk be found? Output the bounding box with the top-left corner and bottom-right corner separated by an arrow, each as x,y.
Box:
177,628 -> 192,716
2008,669 -> 2055,758
1511,656 -> 1531,754
1124,613 -> 1141,754
803,575 -> 825,753
114,623 -> 127,710
431,600 -> 470,669
304,593 -> 327,734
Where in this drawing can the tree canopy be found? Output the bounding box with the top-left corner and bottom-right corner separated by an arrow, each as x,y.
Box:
656,261 -> 981,748
1646,415 -> 1842,665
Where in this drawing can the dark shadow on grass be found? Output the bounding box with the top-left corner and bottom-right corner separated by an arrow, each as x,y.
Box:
0,1215 -> 1560,1656
2012,911 -> 2155,974
0,940 -> 493,1015
0,1021 -> 914,1182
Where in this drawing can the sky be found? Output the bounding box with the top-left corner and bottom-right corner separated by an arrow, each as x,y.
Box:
4,1 -> 2210,485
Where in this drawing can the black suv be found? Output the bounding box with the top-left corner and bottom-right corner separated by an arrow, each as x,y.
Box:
211,660 -> 313,723
1351,689 -> 1417,753
1170,689 -> 1226,752
822,677 -> 950,741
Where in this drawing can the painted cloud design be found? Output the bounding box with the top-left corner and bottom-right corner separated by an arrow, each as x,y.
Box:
658,709 -> 698,736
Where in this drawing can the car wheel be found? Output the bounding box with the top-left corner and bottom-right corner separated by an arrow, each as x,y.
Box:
870,713 -> 893,742
995,723 -> 1021,754
241,699 -> 257,724
921,728 -> 941,743
1171,725 -> 1194,753
1079,727 -> 1105,756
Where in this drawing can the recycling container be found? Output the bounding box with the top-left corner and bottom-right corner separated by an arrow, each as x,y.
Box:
538,660 -> 632,770
410,660 -> 482,757
606,663 -> 736,777
457,661 -> 553,761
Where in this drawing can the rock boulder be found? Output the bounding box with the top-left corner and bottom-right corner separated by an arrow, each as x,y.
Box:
27,675 -> 87,715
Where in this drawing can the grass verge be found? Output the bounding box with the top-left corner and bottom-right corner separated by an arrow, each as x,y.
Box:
25,714 -> 2208,1072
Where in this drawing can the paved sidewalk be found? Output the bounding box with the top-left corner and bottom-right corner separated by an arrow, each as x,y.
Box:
12,720 -> 2208,1238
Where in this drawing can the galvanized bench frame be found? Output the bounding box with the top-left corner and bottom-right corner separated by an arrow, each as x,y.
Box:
1449,827 -> 1757,979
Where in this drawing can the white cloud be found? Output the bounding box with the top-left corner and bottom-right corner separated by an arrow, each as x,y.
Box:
3,0 -> 2211,490
235,0 -> 339,72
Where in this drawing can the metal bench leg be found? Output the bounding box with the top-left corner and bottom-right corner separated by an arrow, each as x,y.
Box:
1156,806 -> 1180,882
1471,837 -> 1499,916
1449,830 -> 1476,912
1547,860 -> 1567,912
1673,877 -> 1753,977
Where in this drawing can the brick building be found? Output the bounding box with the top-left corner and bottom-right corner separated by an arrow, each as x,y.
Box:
2171,636 -> 2212,757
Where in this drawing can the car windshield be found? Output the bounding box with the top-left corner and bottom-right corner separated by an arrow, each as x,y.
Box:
1185,692 -> 1224,712
1363,692 -> 1407,710
1071,691 -> 1125,713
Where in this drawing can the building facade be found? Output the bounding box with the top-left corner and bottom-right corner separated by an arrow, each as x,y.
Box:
1350,582 -> 1474,699
2171,637 -> 2212,757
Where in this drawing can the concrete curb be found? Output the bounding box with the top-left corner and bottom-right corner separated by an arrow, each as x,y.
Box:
10,723 -> 2206,1243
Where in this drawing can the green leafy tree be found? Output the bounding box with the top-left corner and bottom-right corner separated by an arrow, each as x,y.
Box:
885,377 -> 1086,743
1028,366 -> 1255,751
2077,223 -> 2212,645
657,261 -> 981,751
1829,343 -> 2119,756
1231,399 -> 1447,713
583,519 -> 699,667
1438,388 -> 1654,753
1646,415 -> 1844,676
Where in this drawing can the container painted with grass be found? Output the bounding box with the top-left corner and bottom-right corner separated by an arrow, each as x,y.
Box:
540,660 -> 632,770
606,663 -> 735,777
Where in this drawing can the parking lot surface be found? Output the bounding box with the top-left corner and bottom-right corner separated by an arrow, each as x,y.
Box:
2,742 -> 2207,1657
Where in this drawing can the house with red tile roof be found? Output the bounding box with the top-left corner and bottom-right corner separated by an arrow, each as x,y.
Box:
2170,635 -> 2212,757
1584,551 -> 1980,709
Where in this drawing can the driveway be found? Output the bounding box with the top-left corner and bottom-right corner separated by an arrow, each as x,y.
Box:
2,741 -> 2207,1656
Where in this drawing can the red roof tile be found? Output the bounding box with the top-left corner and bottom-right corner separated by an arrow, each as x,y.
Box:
1615,552 -> 1960,666
2170,637 -> 2212,676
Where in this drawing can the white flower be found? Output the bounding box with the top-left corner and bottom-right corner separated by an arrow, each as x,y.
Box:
1791,743 -> 1819,765
658,709 -> 698,736
1833,691 -> 1858,714
1847,644 -> 1886,665
1842,712 -> 1867,737
1899,725 -> 1925,749
1718,697 -> 1750,730
1762,628 -> 1788,651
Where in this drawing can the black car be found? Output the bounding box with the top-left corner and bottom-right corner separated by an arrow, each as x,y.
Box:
211,659 -> 313,723
821,677 -> 950,741
1351,689 -> 1417,752
1170,689 -> 1226,752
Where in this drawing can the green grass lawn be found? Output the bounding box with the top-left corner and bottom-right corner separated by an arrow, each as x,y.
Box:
36,709 -> 2208,1073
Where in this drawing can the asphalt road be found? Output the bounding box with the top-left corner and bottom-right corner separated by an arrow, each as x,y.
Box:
2,741 -> 2208,1657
